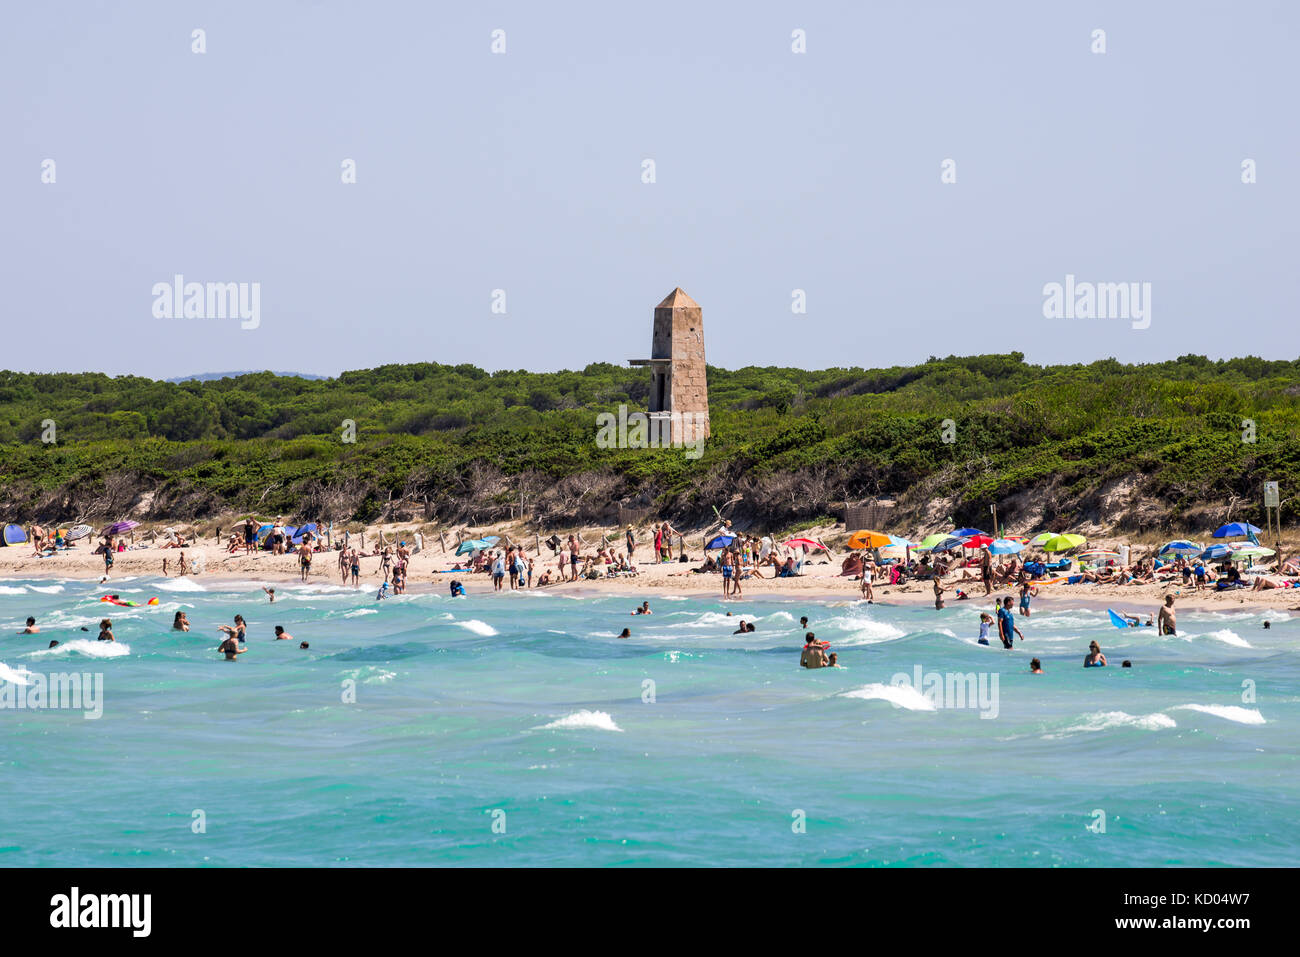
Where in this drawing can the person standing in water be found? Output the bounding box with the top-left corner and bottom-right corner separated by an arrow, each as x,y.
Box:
1157,595 -> 1177,636
800,633 -> 827,669
1084,641 -> 1107,667
996,597 -> 1023,648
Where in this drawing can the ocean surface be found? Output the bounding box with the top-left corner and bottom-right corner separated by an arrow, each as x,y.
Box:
1,576 -> 1297,867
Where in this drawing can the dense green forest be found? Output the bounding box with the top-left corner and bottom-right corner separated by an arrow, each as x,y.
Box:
0,353 -> 1297,533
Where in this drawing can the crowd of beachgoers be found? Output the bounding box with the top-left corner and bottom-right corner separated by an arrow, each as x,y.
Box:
5,516 -> 1298,615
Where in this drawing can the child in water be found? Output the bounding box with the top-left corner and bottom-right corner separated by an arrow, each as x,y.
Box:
977,612 -> 993,645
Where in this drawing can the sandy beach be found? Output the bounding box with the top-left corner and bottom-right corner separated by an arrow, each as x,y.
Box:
5,537 -> 1297,617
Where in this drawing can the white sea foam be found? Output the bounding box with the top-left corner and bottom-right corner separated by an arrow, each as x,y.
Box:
833,618 -> 907,646
27,584 -> 65,594
342,608 -> 378,618
29,639 -> 130,659
1043,710 -> 1177,738
0,586 -> 28,595
0,661 -> 34,685
452,619 -> 498,636
535,709 -> 623,732
841,683 -> 937,711
155,579 -> 206,592
1196,629 -> 1251,648
1171,704 -> 1266,725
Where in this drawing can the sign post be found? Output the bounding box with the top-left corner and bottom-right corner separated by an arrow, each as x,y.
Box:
1264,481 -> 1280,547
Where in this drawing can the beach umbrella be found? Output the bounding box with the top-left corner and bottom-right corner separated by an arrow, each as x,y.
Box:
951,528 -> 985,538
1078,549 -> 1120,564
1231,545 -> 1274,560
480,535 -> 500,545
929,535 -> 968,553
1158,540 -> 1203,557
916,533 -> 950,551
1028,532 -> 1059,546
962,534 -> 995,548
846,530 -> 892,550
1042,533 -> 1087,553
1200,544 -> 1233,561
1213,522 -> 1261,539
783,537 -> 826,551
704,534 -> 735,550
101,520 -> 139,536
888,535 -> 915,548
988,538 -> 1025,555
67,524 -> 93,542
455,538 -> 494,555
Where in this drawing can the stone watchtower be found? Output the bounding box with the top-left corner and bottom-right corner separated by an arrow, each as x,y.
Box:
629,287 -> 710,443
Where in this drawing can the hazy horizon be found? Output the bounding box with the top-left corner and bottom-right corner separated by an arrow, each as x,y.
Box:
4,1 -> 1297,379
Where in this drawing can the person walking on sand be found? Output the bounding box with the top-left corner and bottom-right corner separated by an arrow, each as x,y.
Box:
297,542 -> 312,582
243,517 -> 257,556
1157,595 -> 1177,636
625,525 -> 637,563
980,546 -> 994,596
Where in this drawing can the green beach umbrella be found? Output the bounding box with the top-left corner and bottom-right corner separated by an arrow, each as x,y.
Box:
916,533 -> 950,551
1029,532 -> 1059,546
1231,545 -> 1274,560
1042,533 -> 1087,553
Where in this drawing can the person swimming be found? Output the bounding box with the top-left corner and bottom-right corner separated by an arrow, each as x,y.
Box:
97,618 -> 115,642
18,616 -> 38,634
618,628 -> 631,639
299,641 -> 310,650
47,640 -> 59,649
1029,657 -> 1043,674
733,620 -> 748,634
1084,640 -> 1107,667
826,652 -> 840,668
633,601 -> 651,615
274,626 -> 293,641
173,611 -> 190,632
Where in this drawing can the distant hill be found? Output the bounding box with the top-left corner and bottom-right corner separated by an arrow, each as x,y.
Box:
0,354 -> 1297,534
167,371 -> 330,383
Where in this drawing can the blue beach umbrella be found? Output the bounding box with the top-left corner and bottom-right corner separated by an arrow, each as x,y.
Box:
888,535 -> 915,548
1200,544 -> 1233,561
704,534 -> 735,550
931,535 -> 968,553
988,538 -> 1024,555
1213,522 -> 1261,540
951,528 -> 985,538
1158,540 -> 1203,557
456,538 -> 494,555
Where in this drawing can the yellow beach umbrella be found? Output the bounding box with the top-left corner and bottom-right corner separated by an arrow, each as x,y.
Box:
847,529 -> 892,550
1042,533 -> 1087,553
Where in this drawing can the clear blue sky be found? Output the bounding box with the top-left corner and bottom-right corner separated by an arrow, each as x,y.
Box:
3,1 -> 1296,379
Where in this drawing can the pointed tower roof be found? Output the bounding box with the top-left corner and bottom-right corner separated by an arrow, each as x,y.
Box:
656,287 -> 699,309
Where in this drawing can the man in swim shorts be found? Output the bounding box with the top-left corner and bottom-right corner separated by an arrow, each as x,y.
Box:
1157,595 -> 1176,635
996,597 -> 1022,648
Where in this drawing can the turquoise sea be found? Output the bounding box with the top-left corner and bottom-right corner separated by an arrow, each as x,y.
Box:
1,576 -> 1296,867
